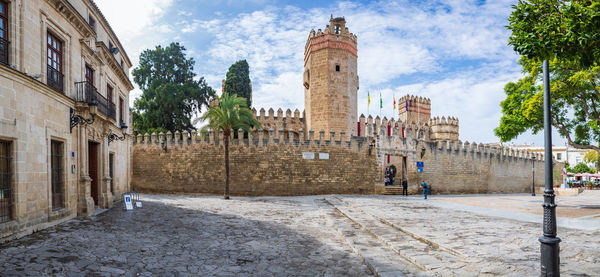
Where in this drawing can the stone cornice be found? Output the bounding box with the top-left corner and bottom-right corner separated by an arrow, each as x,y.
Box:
95,42 -> 134,91
44,0 -> 96,38
85,0 -> 132,67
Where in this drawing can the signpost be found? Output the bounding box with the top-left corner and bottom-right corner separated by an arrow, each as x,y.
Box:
417,161 -> 424,173
123,194 -> 133,210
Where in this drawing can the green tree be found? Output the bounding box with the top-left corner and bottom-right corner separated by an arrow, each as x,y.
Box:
132,42 -> 215,134
496,1 -> 600,151
223,60 -> 252,107
584,150 -> 600,170
200,93 -> 261,199
570,162 -> 595,174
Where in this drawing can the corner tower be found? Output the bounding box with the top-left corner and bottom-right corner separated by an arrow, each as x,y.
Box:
398,95 -> 431,124
304,15 -> 359,137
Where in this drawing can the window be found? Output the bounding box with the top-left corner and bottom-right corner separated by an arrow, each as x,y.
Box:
119,97 -> 124,124
0,1 -> 9,65
88,15 -> 95,29
334,25 -> 340,34
47,32 -> 64,93
335,65 -> 340,72
120,60 -> 124,70
51,140 -> 64,210
109,41 -> 113,49
556,153 -> 562,161
85,64 -> 94,85
107,84 -> 113,103
109,153 -> 114,193
0,140 -> 12,223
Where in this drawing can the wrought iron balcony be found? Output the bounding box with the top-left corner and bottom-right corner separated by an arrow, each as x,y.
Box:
47,65 -> 64,93
74,81 -> 116,121
0,37 -> 8,65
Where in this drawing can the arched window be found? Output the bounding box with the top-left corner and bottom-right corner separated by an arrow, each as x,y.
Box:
334,25 -> 340,34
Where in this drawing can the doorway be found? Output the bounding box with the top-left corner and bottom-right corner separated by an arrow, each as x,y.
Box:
88,141 -> 99,205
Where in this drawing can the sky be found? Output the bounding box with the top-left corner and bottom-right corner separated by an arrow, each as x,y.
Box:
94,0 -> 566,146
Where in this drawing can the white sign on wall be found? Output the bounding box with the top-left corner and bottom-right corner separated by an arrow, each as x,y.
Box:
302,152 -> 315,159
319,153 -> 329,160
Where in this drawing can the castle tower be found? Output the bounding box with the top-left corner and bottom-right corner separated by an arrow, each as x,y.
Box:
304,15 -> 359,137
398,95 -> 431,124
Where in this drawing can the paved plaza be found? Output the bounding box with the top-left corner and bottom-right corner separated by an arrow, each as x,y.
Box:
1,193 -> 599,276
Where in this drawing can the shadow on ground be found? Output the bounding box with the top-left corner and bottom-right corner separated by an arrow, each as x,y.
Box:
0,199 -> 371,276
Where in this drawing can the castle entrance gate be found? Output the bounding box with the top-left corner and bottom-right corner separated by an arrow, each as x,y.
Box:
386,154 -> 407,186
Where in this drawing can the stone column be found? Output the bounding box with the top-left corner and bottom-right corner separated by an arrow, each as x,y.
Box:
100,135 -> 113,209
77,125 -> 94,216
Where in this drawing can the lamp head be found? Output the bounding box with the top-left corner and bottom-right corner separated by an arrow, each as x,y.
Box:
88,100 -> 98,117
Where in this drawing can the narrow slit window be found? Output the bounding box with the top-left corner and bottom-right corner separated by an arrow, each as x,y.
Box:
335,65 -> 340,72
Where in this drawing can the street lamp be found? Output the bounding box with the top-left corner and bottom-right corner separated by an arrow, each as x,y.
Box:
70,100 -> 97,133
532,156 -> 536,196
420,146 -> 426,159
539,59 -> 560,275
108,121 -> 128,145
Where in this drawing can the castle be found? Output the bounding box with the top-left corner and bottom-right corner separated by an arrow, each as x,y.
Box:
131,16 -> 547,196
256,15 -> 459,144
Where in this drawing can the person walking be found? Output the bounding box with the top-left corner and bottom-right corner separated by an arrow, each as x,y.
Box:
402,179 -> 408,196
421,180 -> 428,200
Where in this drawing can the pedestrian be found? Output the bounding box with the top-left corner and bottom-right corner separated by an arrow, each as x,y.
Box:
421,180 -> 428,199
402,179 -> 408,196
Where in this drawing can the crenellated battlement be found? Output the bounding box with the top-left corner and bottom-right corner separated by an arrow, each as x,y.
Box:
132,128 -> 371,153
429,116 -> 459,142
427,140 -> 543,161
253,107 -> 306,135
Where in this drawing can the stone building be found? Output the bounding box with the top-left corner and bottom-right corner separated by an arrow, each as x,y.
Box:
0,0 -> 133,241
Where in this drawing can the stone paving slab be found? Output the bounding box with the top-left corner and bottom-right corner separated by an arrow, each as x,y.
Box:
1,193 -> 599,276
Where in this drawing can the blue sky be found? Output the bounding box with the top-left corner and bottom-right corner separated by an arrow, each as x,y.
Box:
96,0 -> 565,146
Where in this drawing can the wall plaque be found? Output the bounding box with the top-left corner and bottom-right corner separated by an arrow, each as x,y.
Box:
319,153 -> 329,160
302,152 -> 315,159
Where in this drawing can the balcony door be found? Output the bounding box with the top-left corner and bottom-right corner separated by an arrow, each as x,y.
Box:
85,64 -> 94,86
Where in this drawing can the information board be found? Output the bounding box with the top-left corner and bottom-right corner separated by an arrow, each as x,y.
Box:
123,194 -> 133,210
319,153 -> 329,160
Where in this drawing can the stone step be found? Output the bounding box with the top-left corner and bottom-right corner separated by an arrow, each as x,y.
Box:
325,197 -> 478,276
316,198 -> 424,277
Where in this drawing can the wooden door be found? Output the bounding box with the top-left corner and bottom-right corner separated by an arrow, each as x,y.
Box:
88,142 -> 98,205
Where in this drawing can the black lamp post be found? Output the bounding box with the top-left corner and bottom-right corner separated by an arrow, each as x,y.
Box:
420,146 -> 426,159
70,100 -> 98,133
108,121 -> 128,145
532,156 -> 536,196
539,59 -> 560,276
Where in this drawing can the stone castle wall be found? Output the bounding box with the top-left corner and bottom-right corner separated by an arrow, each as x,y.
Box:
131,127 -> 549,196
132,130 -> 378,196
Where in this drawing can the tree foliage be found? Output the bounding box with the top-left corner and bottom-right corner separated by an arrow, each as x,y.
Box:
570,162 -> 596,174
131,42 -> 215,134
496,1 -> 600,151
199,93 -> 261,199
223,60 -> 252,108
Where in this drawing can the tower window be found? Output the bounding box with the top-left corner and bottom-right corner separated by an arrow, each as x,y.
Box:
335,65 -> 340,72
334,25 -> 340,34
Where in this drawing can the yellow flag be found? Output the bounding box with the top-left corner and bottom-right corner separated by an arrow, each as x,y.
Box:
368,91 -> 370,106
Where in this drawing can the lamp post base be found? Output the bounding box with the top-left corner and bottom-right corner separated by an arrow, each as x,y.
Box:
539,236 -> 561,276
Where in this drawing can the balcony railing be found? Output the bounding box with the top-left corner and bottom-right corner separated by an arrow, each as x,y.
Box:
47,65 -> 64,93
0,37 -> 8,65
74,81 -> 116,121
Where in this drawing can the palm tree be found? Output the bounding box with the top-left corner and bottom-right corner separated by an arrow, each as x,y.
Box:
200,93 -> 260,199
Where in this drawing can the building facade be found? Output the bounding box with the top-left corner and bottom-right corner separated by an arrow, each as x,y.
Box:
0,0 -> 133,241
511,145 -> 590,169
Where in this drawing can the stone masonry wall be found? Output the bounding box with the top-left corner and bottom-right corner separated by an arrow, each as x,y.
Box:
409,140 -> 547,194
132,131 -> 378,196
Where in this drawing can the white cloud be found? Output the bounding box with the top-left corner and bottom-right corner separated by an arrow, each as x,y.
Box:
94,0 -> 559,145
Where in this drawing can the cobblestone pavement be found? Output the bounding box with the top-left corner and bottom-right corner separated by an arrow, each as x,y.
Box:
1,194 -> 599,276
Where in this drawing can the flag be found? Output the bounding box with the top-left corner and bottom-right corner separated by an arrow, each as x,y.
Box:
379,92 -> 382,109
405,99 -> 409,112
393,94 -> 396,110
367,91 -> 370,106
